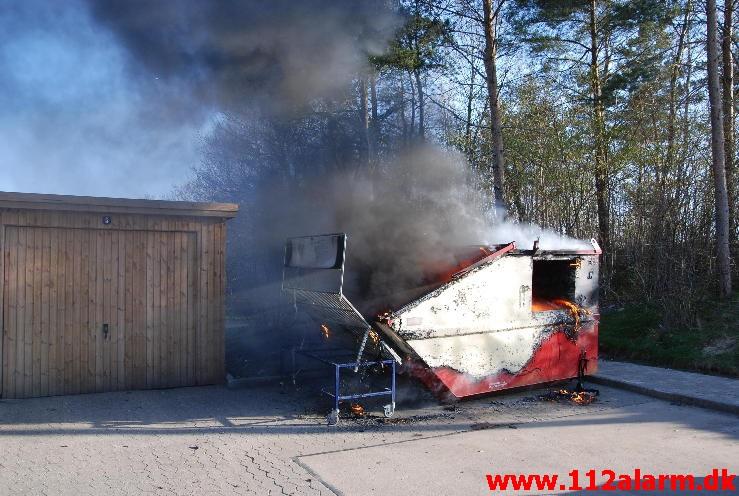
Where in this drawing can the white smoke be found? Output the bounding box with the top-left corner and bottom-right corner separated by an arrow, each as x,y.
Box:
485,213 -> 593,251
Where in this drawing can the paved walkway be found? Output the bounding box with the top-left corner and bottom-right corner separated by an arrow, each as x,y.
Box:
0,380 -> 737,495
592,360 -> 739,415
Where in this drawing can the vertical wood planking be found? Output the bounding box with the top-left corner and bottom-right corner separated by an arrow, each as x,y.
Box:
0,211 -> 229,398
180,231 -> 188,386
166,230 -> 173,386
166,231 -> 175,386
0,216 -> 4,396
174,231 -> 183,386
71,228 -> 79,394
186,233 -> 195,385
104,230 -> 112,390
145,231 -> 154,387
94,229 -> 103,392
64,228 -> 74,394
74,229 -> 82,394
87,228 -> 97,393
159,230 -> 166,386
3,227 -> 17,397
31,226 -> 41,397
44,225 -> 59,395
197,223 -> 207,385
216,223 -> 225,382
24,223 -> 34,398
117,230 -> 125,391
135,230 -> 146,388
109,230 -> 117,390
208,224 -> 217,383
73,229 -> 80,393
40,226 -> 50,397
17,222 -> 26,397
152,231 -> 162,388
54,229 -> 64,396
123,230 -> 133,389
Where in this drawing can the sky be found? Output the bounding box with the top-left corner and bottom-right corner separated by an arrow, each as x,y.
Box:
0,0 -> 215,199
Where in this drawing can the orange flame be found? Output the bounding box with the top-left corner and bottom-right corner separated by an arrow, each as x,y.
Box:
570,390 -> 597,405
545,388 -> 597,405
532,298 -> 591,332
350,403 -> 365,416
552,299 -> 582,328
320,323 -> 330,339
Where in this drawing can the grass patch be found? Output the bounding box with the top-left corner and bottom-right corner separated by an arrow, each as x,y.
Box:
600,292 -> 739,377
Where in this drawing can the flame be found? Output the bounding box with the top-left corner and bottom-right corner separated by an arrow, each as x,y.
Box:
320,323 -> 330,339
544,388 -> 597,405
532,298 -> 591,332
531,298 -> 562,312
552,299 -> 582,328
368,329 -> 380,345
570,390 -> 596,405
377,311 -> 394,327
350,403 -> 365,416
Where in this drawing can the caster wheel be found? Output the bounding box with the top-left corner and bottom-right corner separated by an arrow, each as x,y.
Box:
383,404 -> 395,418
327,409 -> 339,426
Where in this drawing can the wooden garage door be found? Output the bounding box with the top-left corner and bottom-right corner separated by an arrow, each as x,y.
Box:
1,227 -> 197,398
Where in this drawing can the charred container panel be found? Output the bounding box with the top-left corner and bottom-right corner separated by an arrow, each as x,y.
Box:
284,234 -> 601,401
384,251 -> 600,399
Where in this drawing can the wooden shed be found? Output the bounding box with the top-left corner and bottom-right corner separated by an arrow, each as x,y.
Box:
0,192 -> 238,399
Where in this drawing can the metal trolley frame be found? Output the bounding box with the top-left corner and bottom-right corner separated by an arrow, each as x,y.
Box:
292,348 -> 396,424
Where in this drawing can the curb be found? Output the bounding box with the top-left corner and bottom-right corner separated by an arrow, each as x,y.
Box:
588,375 -> 739,416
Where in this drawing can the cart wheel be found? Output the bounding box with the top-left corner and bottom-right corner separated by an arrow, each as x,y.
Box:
383,404 -> 395,418
327,409 -> 339,426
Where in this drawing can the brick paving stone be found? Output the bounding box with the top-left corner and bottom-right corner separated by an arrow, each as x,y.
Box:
0,381 -> 673,495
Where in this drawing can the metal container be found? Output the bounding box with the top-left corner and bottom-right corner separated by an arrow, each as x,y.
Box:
283,233 -> 601,400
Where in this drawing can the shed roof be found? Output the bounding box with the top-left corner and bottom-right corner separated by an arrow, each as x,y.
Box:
0,191 -> 238,218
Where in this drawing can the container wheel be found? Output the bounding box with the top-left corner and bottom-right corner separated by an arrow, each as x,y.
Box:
327,409 -> 339,426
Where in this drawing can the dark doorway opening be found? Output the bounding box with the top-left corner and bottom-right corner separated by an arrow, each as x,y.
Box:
531,259 -> 576,312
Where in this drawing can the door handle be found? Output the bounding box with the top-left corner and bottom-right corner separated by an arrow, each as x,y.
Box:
102,323 -> 109,339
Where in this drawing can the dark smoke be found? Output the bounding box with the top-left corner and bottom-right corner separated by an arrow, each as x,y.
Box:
87,0 -> 398,115
203,139 -> 590,313
92,1 -> 592,379
0,0 -> 211,197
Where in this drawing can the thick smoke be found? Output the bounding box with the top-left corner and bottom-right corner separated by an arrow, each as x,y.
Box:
321,147 -> 591,298
234,144 -> 591,308
86,0 -> 589,303
486,216 -> 593,251
87,0 -> 398,115
0,0 -> 210,197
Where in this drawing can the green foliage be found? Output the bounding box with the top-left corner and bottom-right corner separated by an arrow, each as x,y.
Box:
503,78 -> 596,238
508,0 -> 679,105
371,5 -> 452,73
601,293 -> 739,377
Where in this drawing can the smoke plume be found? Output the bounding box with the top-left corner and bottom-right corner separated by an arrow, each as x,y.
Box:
226,143 -> 591,308
87,0 -> 398,115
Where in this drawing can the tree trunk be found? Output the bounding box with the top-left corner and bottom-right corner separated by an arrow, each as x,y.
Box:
482,0 -> 506,211
666,2 -> 691,177
722,0 -> 736,273
707,0 -> 733,298
465,61 -> 476,162
399,76 -> 408,143
588,0 -> 610,257
359,76 -> 371,164
414,68 -> 425,140
408,71 -> 416,137
370,69 -> 378,161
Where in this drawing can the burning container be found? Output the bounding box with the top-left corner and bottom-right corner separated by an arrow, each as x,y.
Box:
283,233 -> 600,401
